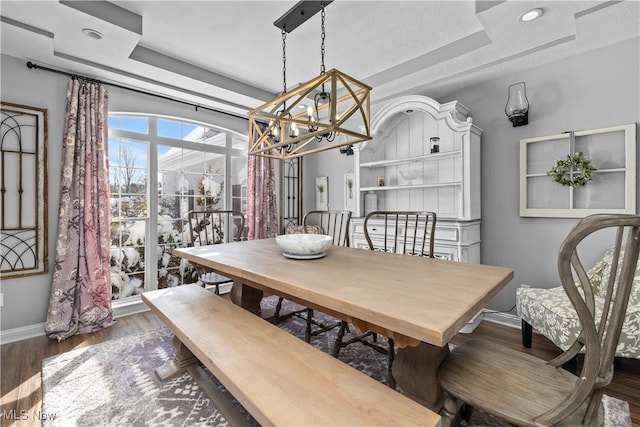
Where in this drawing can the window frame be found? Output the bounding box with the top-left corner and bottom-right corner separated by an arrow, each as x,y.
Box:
108,113 -> 247,304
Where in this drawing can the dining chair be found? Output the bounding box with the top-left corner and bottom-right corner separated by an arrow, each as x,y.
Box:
274,210 -> 352,343
332,210 -> 437,389
437,213 -> 640,427
187,210 -> 245,295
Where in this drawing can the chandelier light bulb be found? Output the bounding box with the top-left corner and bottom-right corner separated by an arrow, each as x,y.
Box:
289,122 -> 299,137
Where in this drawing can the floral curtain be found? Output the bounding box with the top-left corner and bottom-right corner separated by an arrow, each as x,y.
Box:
246,129 -> 278,239
45,78 -> 114,341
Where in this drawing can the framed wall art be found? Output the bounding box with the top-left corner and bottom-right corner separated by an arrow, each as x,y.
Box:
344,172 -> 355,212
1,102 -> 48,278
315,176 -> 328,210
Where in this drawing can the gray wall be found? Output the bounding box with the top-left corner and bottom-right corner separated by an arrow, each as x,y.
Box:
0,54 -> 247,332
308,37 -> 640,313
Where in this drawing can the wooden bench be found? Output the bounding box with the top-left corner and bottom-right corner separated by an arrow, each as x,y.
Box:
142,285 -> 441,426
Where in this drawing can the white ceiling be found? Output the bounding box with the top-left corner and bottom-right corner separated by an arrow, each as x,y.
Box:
1,1 -> 638,117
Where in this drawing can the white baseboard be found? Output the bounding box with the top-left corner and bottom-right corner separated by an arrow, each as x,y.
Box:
1,322 -> 46,344
459,311 -> 484,333
458,310 -> 521,334
482,310 -> 521,329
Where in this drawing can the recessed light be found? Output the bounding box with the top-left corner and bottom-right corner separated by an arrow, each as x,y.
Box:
519,8 -> 543,22
82,28 -> 104,40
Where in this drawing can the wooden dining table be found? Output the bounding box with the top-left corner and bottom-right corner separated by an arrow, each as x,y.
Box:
174,238 -> 514,411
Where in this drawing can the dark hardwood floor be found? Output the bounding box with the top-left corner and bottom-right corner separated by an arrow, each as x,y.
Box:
1,312 -> 639,426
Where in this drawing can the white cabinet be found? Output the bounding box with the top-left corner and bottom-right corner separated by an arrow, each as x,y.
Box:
351,95 -> 482,264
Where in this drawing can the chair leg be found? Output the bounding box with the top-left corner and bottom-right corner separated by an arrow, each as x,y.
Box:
305,308 -> 314,343
274,297 -> 284,321
522,319 -> 532,348
440,393 -> 463,427
332,321 -> 348,358
584,388 -> 606,424
387,338 -> 396,389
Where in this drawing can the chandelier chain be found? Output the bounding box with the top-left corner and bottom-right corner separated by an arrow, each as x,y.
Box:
320,2 -> 326,74
281,29 -> 287,95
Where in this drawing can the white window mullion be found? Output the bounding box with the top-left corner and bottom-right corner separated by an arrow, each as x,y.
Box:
225,132 -> 232,209
147,117 -> 159,291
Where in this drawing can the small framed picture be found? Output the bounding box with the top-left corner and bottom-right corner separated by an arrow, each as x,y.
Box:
344,172 -> 355,212
315,176 -> 329,210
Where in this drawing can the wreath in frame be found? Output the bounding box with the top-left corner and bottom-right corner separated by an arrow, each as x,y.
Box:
547,152 -> 597,187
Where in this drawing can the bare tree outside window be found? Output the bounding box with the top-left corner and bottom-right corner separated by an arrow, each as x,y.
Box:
120,146 -> 145,194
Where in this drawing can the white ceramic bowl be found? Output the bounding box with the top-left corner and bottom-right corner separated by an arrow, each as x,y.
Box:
399,169 -> 419,183
275,234 -> 332,255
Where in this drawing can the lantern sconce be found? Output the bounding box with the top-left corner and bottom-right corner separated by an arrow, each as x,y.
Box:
505,82 -> 529,127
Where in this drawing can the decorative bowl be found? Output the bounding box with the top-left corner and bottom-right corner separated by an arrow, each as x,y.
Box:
275,234 -> 332,256
399,169 -> 420,183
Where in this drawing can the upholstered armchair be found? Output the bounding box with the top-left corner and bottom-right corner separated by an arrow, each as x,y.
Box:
517,245 -> 640,360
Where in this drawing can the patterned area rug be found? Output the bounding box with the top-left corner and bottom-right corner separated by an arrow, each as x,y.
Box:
42,296 -> 632,426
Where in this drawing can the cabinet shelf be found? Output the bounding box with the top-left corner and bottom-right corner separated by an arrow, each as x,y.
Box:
360,150 -> 462,168
361,182 -> 461,192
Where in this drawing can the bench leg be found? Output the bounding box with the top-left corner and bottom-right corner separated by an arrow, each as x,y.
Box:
154,335 -> 200,380
522,320 -> 533,348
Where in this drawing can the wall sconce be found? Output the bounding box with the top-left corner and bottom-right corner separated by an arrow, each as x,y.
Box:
505,82 -> 529,127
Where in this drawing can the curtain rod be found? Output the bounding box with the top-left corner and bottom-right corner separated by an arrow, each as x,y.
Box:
26,61 -> 249,121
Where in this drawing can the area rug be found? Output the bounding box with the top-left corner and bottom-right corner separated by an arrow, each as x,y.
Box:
42,296 -> 632,426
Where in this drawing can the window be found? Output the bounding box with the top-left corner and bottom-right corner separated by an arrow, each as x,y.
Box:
108,115 -> 247,301
519,123 -> 636,218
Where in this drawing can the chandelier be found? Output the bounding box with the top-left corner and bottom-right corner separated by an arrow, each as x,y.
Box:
248,1 -> 371,159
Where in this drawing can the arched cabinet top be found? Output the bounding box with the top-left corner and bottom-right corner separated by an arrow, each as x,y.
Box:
362,95 -> 481,152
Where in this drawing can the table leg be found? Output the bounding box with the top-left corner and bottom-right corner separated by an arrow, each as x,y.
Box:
230,281 -> 263,314
154,335 -> 200,380
392,341 -> 449,412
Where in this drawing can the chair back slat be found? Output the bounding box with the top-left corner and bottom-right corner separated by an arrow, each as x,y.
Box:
303,210 -> 352,247
187,210 -> 245,247
364,211 -> 437,257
